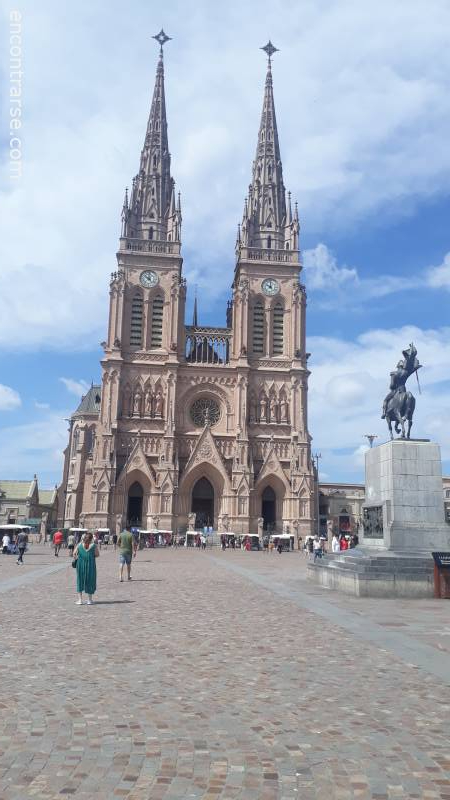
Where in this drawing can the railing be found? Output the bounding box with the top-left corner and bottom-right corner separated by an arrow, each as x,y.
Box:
185,326 -> 232,365
119,238 -> 180,255
237,246 -> 300,264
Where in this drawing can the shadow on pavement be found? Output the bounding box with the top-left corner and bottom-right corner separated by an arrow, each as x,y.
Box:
93,600 -> 136,605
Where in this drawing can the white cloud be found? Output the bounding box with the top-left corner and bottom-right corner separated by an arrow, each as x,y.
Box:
308,325 -> 450,480
302,243 -> 437,308
1,0 -> 450,347
0,412 -> 68,485
0,384 -> 21,411
427,252 -> 450,289
34,401 -> 50,410
303,244 -> 358,290
59,378 -> 90,397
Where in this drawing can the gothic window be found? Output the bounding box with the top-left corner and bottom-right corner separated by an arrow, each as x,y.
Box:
150,295 -> 164,348
190,397 -> 220,427
130,294 -> 143,347
267,235 -> 272,249
272,303 -> 284,355
149,227 -> 154,240
153,154 -> 157,168
253,301 -> 265,354
85,427 -> 94,454
71,427 -> 79,457
238,489 -> 247,516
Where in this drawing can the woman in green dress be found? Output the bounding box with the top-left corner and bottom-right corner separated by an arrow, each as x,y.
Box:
74,532 -> 99,605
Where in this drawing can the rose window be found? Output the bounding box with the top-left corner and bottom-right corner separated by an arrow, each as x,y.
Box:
190,397 -> 221,427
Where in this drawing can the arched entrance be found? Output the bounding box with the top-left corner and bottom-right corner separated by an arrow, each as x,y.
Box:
262,486 -> 276,531
192,477 -> 214,529
127,481 -> 143,526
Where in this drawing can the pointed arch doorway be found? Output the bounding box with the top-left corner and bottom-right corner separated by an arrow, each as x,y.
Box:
127,481 -> 143,526
262,486 -> 276,531
191,477 -> 214,529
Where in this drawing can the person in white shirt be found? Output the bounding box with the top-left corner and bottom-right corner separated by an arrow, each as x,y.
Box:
332,534 -> 340,553
2,534 -> 11,554
313,535 -> 323,561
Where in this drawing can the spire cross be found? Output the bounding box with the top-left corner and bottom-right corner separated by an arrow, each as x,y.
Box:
152,28 -> 172,55
261,40 -> 279,66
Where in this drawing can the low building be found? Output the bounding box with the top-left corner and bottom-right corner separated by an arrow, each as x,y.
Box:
318,482 -> 365,538
0,477 -> 58,530
443,475 -> 450,523
319,477 -> 450,536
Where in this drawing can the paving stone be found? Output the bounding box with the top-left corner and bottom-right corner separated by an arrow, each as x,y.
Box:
1,545 -> 450,798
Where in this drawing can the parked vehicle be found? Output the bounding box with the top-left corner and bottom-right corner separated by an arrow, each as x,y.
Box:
0,524 -> 31,554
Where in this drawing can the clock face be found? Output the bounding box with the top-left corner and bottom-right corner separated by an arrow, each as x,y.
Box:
140,270 -> 159,288
262,278 -> 280,296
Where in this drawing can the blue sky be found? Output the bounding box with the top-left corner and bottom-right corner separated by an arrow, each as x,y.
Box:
1,0 -> 450,487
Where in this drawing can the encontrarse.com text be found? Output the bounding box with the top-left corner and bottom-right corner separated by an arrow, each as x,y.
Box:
10,10 -> 23,179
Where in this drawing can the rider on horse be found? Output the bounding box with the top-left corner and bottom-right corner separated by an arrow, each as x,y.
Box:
382,343 -> 421,419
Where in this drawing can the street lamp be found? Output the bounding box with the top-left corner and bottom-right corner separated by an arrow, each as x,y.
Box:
363,434 -> 378,448
312,452 -> 322,536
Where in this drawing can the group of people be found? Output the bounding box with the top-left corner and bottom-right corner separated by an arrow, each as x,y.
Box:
304,531 -> 359,561
2,530 -> 28,564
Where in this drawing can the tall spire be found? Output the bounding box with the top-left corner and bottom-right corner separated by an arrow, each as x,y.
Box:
122,31 -> 181,244
239,42 -> 298,254
192,289 -> 198,327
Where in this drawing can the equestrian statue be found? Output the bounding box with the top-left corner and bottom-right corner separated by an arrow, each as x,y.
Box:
381,343 -> 422,440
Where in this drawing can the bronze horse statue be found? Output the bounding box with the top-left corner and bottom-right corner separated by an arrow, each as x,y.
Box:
382,343 -> 421,440
384,390 -> 416,440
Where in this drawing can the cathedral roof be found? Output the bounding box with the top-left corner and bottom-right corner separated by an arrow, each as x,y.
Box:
73,385 -> 101,417
0,479 -> 36,500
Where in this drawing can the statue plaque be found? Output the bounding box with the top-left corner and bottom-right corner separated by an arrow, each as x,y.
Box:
363,506 -> 383,539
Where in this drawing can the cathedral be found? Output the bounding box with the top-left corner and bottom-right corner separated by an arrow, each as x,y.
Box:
60,35 -> 315,543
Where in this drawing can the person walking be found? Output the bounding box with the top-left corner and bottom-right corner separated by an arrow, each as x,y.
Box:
67,531 -> 75,557
16,529 -> 28,565
112,532 -> 118,551
332,533 -> 340,553
118,527 -> 133,582
313,535 -> 323,561
74,532 -> 99,605
53,529 -> 63,557
2,532 -> 10,555
132,529 -> 139,558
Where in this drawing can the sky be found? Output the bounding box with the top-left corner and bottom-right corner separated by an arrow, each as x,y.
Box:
1,0 -> 450,487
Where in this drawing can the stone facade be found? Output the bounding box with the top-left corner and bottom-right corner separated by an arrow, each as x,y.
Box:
0,477 -> 57,529
60,47 -> 315,542
318,482 -> 365,538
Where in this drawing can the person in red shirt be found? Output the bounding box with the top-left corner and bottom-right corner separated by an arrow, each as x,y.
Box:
53,530 -> 63,557
339,534 -> 348,551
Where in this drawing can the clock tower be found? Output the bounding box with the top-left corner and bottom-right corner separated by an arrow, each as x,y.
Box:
61,38 -> 315,543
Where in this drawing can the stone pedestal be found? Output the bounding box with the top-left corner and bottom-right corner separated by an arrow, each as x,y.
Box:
308,440 -> 450,597
362,440 -> 449,552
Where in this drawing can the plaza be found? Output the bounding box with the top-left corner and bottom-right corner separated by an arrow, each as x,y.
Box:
1,543 -> 450,799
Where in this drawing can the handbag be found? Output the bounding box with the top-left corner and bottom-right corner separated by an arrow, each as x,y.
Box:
72,556 -> 78,568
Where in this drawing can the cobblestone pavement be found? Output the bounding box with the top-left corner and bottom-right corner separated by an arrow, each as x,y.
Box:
1,544 -> 450,800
